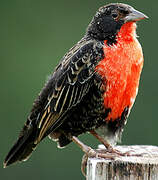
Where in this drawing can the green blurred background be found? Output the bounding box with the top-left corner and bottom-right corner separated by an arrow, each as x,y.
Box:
0,0 -> 157,179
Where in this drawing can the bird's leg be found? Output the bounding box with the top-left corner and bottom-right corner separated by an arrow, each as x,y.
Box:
90,130 -> 127,155
72,136 -> 115,176
90,130 -> 112,150
72,136 -> 116,157
72,136 -> 96,157
90,130 -> 142,157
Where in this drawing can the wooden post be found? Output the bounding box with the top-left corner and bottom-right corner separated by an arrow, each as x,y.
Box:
86,145 -> 158,180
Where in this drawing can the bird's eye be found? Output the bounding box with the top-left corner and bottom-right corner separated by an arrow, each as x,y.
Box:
119,9 -> 129,15
112,13 -> 118,18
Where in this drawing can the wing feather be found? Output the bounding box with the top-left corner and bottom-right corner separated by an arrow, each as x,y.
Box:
33,38 -> 103,143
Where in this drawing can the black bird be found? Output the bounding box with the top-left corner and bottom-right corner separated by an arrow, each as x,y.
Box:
4,3 -> 147,173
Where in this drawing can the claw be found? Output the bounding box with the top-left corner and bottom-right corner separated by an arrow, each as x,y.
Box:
81,154 -> 88,177
106,147 -> 142,157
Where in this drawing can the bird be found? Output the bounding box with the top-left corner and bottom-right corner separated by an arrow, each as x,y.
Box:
4,3 -> 147,173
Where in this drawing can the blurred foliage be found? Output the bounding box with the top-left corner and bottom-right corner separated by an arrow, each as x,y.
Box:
0,0 -> 157,179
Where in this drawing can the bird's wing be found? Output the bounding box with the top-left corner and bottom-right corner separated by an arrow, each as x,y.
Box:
4,38 -> 104,167
30,38 -> 103,144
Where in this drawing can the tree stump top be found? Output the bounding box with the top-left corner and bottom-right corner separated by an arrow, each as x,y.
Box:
87,145 -> 158,180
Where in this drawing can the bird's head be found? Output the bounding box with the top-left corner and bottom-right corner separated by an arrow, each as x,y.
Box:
87,3 -> 148,44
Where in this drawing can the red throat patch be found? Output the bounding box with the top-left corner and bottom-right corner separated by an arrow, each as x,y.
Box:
95,22 -> 144,121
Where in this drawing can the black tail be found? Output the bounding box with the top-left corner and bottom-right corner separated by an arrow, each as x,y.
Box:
4,124 -> 38,168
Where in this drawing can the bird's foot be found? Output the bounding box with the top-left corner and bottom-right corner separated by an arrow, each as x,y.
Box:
107,146 -> 127,155
106,146 -> 142,157
90,130 -> 142,157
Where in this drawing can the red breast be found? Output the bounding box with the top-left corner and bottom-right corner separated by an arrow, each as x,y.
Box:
96,22 -> 144,121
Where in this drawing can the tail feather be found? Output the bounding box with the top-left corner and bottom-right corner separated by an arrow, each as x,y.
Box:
4,125 -> 38,168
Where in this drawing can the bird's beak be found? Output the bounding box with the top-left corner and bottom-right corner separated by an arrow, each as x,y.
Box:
125,8 -> 148,22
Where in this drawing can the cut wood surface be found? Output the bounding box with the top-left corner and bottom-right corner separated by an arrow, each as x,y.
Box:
86,145 -> 158,180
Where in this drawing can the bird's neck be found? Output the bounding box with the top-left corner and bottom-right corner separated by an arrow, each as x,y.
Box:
117,22 -> 137,42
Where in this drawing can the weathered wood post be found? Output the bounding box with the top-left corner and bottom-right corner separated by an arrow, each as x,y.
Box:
86,145 -> 158,180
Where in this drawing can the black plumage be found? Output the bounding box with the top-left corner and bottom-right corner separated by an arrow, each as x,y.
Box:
4,36 -> 108,167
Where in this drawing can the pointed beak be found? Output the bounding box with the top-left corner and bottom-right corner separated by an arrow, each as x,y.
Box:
125,8 -> 148,22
